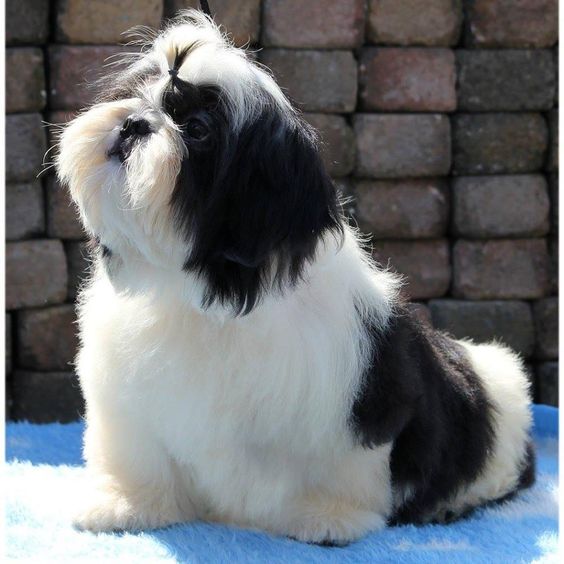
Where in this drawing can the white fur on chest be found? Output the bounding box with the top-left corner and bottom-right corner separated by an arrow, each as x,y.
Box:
82,272 -> 356,438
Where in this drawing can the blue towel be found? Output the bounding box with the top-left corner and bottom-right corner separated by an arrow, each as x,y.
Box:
6,405 -> 558,562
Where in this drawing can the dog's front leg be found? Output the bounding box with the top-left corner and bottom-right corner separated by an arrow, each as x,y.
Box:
74,409 -> 196,533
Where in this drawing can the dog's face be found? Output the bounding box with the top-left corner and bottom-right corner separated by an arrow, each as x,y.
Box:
57,11 -> 341,314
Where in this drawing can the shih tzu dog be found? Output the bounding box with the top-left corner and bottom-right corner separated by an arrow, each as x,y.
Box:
56,11 -> 534,544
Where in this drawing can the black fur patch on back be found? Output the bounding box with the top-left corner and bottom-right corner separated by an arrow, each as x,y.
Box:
351,307 -> 497,524
167,84 -> 343,315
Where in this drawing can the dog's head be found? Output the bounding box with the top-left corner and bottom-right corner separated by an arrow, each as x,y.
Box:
57,11 -> 342,314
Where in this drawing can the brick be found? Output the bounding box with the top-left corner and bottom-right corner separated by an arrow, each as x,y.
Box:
547,110 -> 558,171
466,0 -> 558,48
354,114 -> 451,178
169,0 -> 261,46
452,113 -> 548,175
452,175 -> 549,238
262,0 -> 364,48
360,48 -> 455,112
6,114 -> 47,182
260,50 -> 357,113
46,177 -> 84,240
549,173 -> 558,234
6,240 -> 68,310
304,114 -> 355,177
17,305 -> 79,372
457,50 -> 555,111
372,240 -> 450,299
367,0 -> 462,46
11,371 -> 84,423
65,241 -> 91,301
533,298 -> 558,360
6,48 -> 46,113
355,179 -> 448,239
6,183 -> 45,241
453,239 -> 550,299
407,303 -> 433,327
6,0 -> 49,45
554,48 -> 558,107
536,362 -> 558,406
6,314 -> 12,375
429,300 -> 534,357
56,0 -> 162,44
49,46 -> 134,111
549,237 -> 558,295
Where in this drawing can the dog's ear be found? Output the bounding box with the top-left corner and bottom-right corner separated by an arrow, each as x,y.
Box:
176,106 -> 343,315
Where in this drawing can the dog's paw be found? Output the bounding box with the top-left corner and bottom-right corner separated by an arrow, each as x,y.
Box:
73,489 -> 184,533
285,507 -> 386,545
74,495 -> 134,533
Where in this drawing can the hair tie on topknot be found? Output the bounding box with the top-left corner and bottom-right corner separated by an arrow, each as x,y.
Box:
168,68 -> 179,78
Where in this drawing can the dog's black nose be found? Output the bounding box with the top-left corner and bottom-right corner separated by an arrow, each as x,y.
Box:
108,117 -> 152,162
120,116 -> 152,139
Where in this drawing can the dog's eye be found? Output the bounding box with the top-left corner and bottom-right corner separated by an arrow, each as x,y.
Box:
185,118 -> 209,141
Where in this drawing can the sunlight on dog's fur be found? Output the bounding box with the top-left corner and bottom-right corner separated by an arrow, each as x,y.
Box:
56,11 -> 534,544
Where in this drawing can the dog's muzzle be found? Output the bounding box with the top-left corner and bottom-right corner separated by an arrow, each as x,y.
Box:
107,116 -> 152,163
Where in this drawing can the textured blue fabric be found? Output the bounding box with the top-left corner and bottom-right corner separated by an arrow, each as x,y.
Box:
6,405 -> 558,562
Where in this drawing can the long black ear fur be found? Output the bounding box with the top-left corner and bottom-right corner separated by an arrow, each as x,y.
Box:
171,101 -> 343,315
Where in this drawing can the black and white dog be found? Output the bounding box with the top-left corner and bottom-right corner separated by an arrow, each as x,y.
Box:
57,11 -> 534,544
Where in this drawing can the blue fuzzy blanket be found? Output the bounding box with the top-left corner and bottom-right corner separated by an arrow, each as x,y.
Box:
6,405 -> 558,562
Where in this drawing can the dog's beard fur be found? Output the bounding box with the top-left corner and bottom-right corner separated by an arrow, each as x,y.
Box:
56,10 -> 534,544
